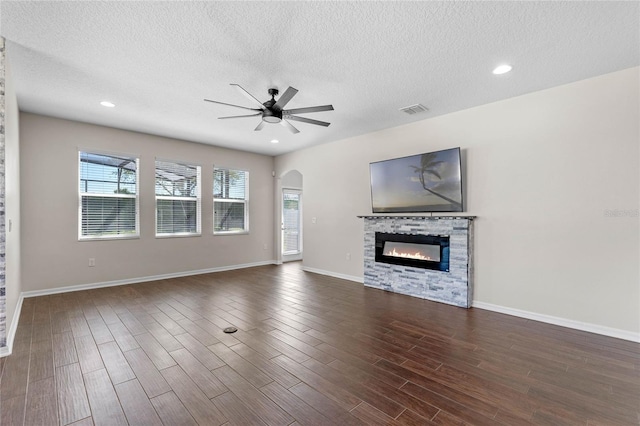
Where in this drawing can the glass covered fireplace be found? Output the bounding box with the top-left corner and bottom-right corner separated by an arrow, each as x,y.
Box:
375,232 -> 450,271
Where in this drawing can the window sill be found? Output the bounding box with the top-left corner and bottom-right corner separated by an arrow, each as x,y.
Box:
214,231 -> 249,236
79,235 -> 140,242
155,233 -> 202,239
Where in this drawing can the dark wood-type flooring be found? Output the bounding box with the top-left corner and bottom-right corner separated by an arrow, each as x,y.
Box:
1,262 -> 639,425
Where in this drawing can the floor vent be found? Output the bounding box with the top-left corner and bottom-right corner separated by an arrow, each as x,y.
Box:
399,103 -> 429,115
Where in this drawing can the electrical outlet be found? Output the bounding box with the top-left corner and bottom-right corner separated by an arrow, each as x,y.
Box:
312,217 -> 317,224
88,258 -> 96,267
346,253 -> 351,261
263,243 -> 268,250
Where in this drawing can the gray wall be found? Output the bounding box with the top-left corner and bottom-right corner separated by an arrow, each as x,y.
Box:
275,67 -> 640,335
20,113 -> 275,292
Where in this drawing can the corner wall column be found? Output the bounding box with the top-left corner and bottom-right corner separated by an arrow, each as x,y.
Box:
0,37 -> 7,348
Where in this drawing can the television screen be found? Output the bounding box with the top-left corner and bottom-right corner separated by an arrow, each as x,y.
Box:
370,147 -> 463,213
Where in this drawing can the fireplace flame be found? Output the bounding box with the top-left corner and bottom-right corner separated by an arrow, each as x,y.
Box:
384,247 -> 434,261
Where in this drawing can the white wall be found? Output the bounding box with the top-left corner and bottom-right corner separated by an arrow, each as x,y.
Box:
20,113 -> 275,292
282,170 -> 302,189
275,67 -> 640,335
4,47 -> 21,348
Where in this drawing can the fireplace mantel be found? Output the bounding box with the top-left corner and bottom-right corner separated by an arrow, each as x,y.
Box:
362,216 -> 474,308
358,215 -> 476,219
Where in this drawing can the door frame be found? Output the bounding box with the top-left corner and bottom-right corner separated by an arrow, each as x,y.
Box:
282,188 -> 302,262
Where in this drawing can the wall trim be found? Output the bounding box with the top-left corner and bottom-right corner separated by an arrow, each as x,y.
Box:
6,263 -> 636,354
302,266 -> 364,284
283,253 -> 303,262
22,260 -> 277,298
472,301 -> 640,343
293,268 -> 639,342
0,293 -> 24,357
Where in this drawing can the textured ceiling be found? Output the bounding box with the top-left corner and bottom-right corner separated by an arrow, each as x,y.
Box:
1,1 -> 638,156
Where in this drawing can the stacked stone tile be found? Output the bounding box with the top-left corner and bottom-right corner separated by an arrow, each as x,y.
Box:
363,216 -> 474,308
0,37 -> 5,347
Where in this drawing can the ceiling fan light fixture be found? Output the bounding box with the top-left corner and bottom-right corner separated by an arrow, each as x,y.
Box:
262,107 -> 282,123
270,139 -> 279,144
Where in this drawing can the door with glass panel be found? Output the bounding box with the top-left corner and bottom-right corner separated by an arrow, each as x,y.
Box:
282,189 -> 302,260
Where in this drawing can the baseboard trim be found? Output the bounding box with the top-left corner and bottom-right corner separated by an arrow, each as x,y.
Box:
295,269 -> 639,342
472,301 -> 640,343
7,262 -> 636,353
283,253 -> 303,262
302,266 -> 364,284
3,261 -> 277,357
22,260 -> 277,298
0,293 -> 24,357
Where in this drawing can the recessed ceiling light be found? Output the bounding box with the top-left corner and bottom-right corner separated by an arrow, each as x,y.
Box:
270,139 -> 279,144
492,64 -> 512,75
100,101 -> 116,108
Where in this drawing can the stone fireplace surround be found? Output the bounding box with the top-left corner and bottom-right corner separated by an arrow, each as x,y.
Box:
361,215 -> 474,308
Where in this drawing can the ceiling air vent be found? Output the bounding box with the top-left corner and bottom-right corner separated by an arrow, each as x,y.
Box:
399,103 -> 429,115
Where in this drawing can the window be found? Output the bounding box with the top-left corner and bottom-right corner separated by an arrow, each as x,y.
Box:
214,168 -> 249,233
79,151 -> 139,239
155,160 -> 201,236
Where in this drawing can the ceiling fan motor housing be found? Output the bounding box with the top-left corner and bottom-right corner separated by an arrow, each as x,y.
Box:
262,93 -> 282,123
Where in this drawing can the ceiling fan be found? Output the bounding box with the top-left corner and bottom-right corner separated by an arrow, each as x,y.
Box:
204,84 -> 334,134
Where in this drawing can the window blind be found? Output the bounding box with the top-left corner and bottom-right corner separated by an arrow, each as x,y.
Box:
155,160 -> 201,236
213,168 -> 249,233
79,151 -> 139,239
283,192 -> 301,253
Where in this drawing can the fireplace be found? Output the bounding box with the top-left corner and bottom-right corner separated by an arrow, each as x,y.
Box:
375,232 -> 450,272
361,216 -> 474,308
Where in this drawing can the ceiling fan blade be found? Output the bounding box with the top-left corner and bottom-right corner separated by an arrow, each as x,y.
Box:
285,115 -> 331,127
283,105 -> 334,115
218,113 -> 262,119
254,121 -> 265,131
281,119 -> 300,134
230,84 -> 265,110
204,99 -> 262,112
274,86 -> 299,110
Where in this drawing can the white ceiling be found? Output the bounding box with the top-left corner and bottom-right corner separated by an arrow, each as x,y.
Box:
1,1 -> 638,156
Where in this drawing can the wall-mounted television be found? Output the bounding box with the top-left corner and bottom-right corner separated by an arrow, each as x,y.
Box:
370,147 -> 463,213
